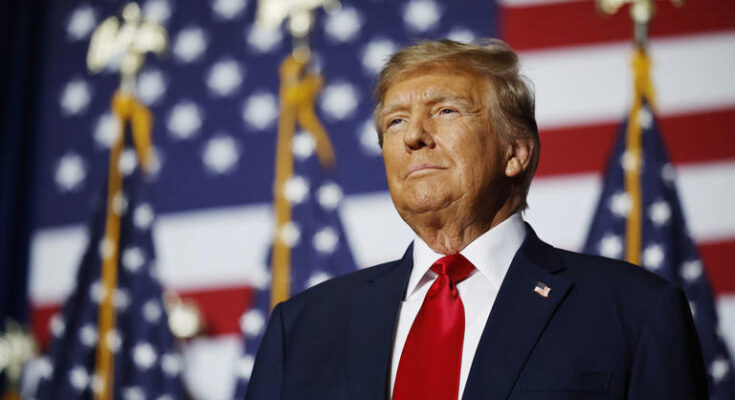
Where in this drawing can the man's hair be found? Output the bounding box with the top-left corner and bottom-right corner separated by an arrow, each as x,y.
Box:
372,38 -> 540,211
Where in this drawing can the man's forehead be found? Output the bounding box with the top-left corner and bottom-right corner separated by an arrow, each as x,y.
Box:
382,67 -> 489,105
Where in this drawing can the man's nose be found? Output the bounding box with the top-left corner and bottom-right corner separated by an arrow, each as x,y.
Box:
403,116 -> 435,151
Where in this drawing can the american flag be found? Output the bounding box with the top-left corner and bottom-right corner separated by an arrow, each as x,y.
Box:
583,100 -> 735,398
26,0 -> 735,397
31,125 -> 185,399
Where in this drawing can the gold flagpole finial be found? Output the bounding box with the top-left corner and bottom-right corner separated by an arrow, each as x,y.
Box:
595,0 -> 683,48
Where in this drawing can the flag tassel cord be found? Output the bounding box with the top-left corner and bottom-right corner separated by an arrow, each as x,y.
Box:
93,91 -> 153,400
271,55 -> 336,309
624,48 -> 657,265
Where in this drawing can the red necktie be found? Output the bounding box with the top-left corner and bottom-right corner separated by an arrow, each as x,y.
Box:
393,254 -> 476,400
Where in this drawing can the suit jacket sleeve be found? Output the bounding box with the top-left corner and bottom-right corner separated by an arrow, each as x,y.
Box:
626,284 -> 709,399
245,303 -> 285,400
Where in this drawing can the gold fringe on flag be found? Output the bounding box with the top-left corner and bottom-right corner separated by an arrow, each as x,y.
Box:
93,91 -> 153,400
271,55 -> 336,310
624,48 -> 657,265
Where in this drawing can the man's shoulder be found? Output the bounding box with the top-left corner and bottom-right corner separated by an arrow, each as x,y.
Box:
276,257 -> 405,317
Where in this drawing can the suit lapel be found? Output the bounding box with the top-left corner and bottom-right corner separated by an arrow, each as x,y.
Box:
462,227 -> 574,400
346,246 -> 413,400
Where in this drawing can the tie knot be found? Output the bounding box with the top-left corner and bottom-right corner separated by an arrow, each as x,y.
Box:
430,254 -> 475,285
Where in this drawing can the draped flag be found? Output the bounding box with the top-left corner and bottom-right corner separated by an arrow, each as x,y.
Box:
583,49 -> 735,398
232,56 -> 358,398
33,93 -> 185,400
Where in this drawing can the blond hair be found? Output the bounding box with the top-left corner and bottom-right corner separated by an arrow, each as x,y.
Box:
373,38 -> 540,210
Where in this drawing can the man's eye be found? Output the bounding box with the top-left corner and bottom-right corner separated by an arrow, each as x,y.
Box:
388,118 -> 403,127
439,108 -> 457,115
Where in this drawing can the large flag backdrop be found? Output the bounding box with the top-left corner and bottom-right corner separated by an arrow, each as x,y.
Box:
25,0 -> 735,398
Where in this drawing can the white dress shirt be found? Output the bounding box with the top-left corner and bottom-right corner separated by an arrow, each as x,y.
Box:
389,213 -> 527,398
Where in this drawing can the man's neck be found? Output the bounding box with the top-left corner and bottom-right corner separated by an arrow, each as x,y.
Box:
405,200 -> 518,255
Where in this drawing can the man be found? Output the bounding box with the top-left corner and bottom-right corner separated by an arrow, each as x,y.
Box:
245,39 -> 708,399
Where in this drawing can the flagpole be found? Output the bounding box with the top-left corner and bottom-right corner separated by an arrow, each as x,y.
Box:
595,0 -> 681,265
259,0 -> 339,309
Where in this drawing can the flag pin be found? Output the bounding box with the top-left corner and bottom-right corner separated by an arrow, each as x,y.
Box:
533,282 -> 551,298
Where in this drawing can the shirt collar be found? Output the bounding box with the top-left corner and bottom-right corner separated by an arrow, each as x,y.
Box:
408,212 -> 527,300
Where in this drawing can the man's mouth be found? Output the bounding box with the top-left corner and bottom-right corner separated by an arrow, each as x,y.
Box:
404,164 -> 445,178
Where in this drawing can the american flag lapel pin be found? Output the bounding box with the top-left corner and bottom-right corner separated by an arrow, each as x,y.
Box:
533,282 -> 551,298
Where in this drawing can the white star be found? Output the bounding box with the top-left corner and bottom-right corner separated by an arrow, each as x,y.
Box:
638,107 -> 653,129
106,329 -> 122,353
142,299 -> 162,323
620,150 -> 641,172
648,200 -> 671,227
173,27 -> 208,63
50,314 -> 65,337
599,234 -> 623,258
161,353 -> 183,376
134,203 -> 155,230
447,27 -> 475,43
90,372 -> 105,395
119,149 -> 138,176
212,0 -> 247,20
236,355 -> 255,379
279,222 -> 301,247
207,59 -> 244,97
317,182 -> 343,210
246,24 -> 283,54
67,6 -> 97,41
114,288 -> 131,311
202,135 -> 240,174
99,237 -> 115,260
403,0 -> 441,33
94,112 -> 122,149
292,131 -> 316,160
320,82 -> 359,121
242,91 -> 278,131
661,163 -> 676,185
142,0 -> 172,24
37,357 -> 53,379
69,366 -> 89,390
122,246 -> 145,273
133,343 -> 157,369
167,101 -> 203,140
89,280 -> 106,303
284,175 -> 310,204
359,119 -> 382,155
240,309 -> 265,336
642,244 -> 665,270
681,260 -> 703,282
79,324 -> 98,347
711,357 -> 730,383
122,386 -> 145,400
55,153 -> 86,192
307,270 -> 333,288
137,69 -> 167,105
60,78 -> 92,116
361,39 -> 397,75
111,191 -> 128,216
609,192 -> 631,217
313,227 -> 339,254
324,6 -> 362,43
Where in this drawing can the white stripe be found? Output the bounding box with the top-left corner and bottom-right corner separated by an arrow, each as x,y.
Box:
520,31 -> 735,129
29,160 -> 735,304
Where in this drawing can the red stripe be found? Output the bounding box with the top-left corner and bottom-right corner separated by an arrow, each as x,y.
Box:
700,238 -> 735,296
501,0 -> 735,51
32,286 -> 255,349
536,107 -> 735,177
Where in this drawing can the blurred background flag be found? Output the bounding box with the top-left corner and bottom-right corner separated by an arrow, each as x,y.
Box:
32,92 -> 186,399
582,12 -> 735,392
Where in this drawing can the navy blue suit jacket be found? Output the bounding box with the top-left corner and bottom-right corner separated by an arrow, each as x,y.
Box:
245,226 -> 708,399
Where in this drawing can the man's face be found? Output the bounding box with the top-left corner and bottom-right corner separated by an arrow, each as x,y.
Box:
379,67 -> 511,221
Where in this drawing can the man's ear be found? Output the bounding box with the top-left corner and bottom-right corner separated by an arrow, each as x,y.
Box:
505,138 -> 533,178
